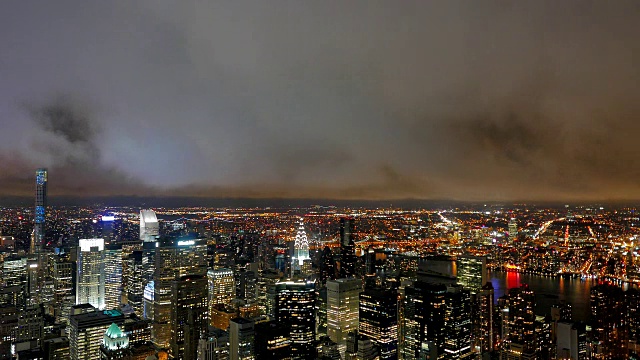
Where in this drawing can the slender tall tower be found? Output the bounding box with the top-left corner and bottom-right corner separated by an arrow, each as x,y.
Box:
32,168 -> 47,253
339,217 -> 356,278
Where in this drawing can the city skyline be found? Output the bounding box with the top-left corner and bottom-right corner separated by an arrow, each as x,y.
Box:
1,1 -> 640,202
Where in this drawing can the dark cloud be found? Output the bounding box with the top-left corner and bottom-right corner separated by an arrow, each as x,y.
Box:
0,1 -> 639,201
29,98 -> 95,145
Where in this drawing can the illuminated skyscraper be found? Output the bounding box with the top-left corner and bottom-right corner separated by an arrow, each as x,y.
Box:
509,217 -> 518,241
139,210 -> 159,243
590,284 -> 628,359
139,210 -> 159,297
359,287 -> 398,360
53,260 -> 74,325
143,281 -> 154,321
401,282 -> 473,360
152,235 -> 207,349
171,275 -> 208,359
76,238 -> 106,310
69,307 -> 125,360
501,285 -> 537,359
442,285 -> 473,359
456,255 -> 487,294
124,251 -> 144,316
291,219 -> 310,276
327,278 -> 361,347
103,244 -> 122,310
208,269 -> 235,325
275,280 -> 316,360
456,255 -> 487,354
32,168 -> 47,253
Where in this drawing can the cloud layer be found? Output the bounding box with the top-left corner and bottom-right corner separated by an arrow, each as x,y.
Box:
1,1 -> 639,201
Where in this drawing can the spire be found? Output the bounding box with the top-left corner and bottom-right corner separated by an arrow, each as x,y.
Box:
294,219 -> 309,251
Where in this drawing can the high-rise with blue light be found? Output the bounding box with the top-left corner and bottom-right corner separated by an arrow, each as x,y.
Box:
32,168 -> 47,253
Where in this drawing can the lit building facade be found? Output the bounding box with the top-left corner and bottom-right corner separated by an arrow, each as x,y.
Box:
152,235 -> 207,349
208,268 -> 235,326
53,260 -> 75,325
291,220 -> 310,276
479,282 -> 495,353
590,284 -> 628,359
99,323 -> 129,360
77,238 -> 106,310
456,255 -> 487,294
443,285 -> 473,359
359,287 -> 398,360
104,244 -> 122,310
33,168 -> 47,254
69,308 -> 125,360
171,274 -> 208,359
275,280 -> 316,360
501,285 -> 537,359
139,210 -> 159,243
327,278 -> 362,346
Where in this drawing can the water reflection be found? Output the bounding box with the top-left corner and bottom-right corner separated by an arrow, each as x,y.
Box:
490,271 -> 596,321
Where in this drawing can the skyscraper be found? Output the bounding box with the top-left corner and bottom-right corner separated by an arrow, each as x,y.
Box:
340,217 -> 353,247
275,280 -> 316,360
455,255 -> 487,355
32,168 -> 47,254
479,282 -> 495,353
208,268 -> 236,321
171,274 -> 208,359
291,219 -> 310,276
401,282 -> 473,360
139,210 -> 159,296
501,285 -> 537,359
53,260 -> 74,325
124,250 -> 144,316
339,218 -> 356,278
359,287 -> 398,360
442,285 -> 473,359
509,217 -> 518,241
590,284 -> 628,359
456,255 -> 487,294
229,317 -> 255,360
103,244 -> 122,310
319,247 -> 336,286
76,238 -> 106,310
139,210 -> 159,243
153,235 -> 207,350
69,307 -> 125,360
401,281 -> 446,360
327,278 -> 361,347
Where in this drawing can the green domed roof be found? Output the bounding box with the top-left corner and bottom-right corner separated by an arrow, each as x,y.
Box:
105,323 -> 125,339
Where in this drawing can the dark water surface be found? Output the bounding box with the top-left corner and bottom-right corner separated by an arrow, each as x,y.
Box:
490,271 -> 597,322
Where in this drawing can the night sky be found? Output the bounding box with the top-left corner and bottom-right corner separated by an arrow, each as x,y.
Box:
1,1 -> 639,201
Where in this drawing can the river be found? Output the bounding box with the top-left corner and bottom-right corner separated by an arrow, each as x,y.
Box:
490,271 -> 597,322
